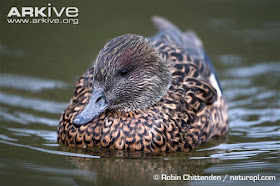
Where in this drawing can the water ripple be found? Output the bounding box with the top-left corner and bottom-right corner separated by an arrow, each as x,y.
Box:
246,126 -> 280,138
221,78 -> 252,88
226,62 -> 279,77
0,139 -> 100,159
200,141 -> 280,152
0,108 -> 59,126
194,141 -> 280,160
0,73 -> 67,92
229,108 -> 280,128
217,54 -> 243,65
0,92 -> 67,114
227,90 -> 279,108
204,161 -> 278,173
6,127 -> 57,142
0,44 -> 24,57
232,29 -> 279,42
0,134 -> 18,142
2,158 -> 96,178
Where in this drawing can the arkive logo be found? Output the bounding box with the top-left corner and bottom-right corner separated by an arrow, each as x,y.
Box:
7,3 -> 78,17
7,3 -> 79,25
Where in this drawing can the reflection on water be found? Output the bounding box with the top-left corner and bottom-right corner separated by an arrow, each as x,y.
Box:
0,73 -> 66,92
226,63 -> 279,78
0,44 -> 24,57
1,0 -> 279,185
0,140 -> 100,158
0,108 -> 59,126
0,92 -> 67,114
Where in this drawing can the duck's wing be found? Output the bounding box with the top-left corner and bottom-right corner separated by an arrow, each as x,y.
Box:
150,16 -> 223,96
183,30 -> 223,95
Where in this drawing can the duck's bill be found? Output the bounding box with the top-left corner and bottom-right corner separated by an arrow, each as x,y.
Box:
73,89 -> 108,126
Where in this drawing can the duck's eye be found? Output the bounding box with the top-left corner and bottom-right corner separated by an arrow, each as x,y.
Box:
119,68 -> 129,76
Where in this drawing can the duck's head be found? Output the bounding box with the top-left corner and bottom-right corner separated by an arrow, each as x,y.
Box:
73,34 -> 171,125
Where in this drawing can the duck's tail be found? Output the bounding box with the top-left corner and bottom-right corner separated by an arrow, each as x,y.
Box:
151,16 -> 205,60
151,16 -> 185,48
151,16 -> 223,95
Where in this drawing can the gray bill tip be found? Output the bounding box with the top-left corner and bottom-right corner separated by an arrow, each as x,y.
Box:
73,88 -> 108,126
73,115 -> 92,126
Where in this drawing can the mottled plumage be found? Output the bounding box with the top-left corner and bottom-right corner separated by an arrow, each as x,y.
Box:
57,16 -> 228,152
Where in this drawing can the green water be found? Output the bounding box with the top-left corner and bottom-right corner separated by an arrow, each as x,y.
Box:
1,0 -> 279,185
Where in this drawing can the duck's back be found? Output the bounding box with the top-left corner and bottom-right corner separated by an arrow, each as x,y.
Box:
148,16 -> 228,150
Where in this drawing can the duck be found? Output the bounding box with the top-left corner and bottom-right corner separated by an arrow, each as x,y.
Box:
57,16 -> 228,153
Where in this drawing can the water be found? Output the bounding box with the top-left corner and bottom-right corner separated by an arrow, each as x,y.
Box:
1,0 -> 279,185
